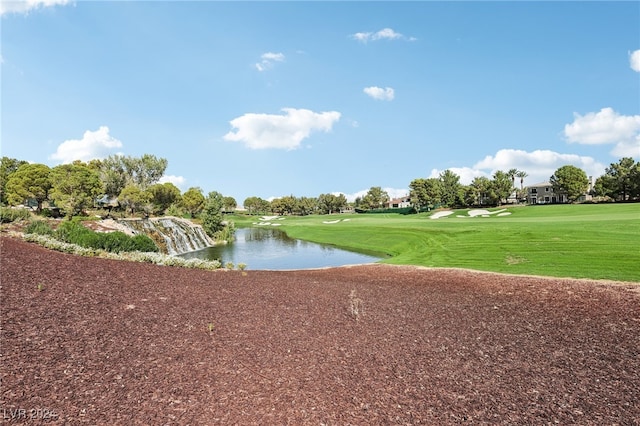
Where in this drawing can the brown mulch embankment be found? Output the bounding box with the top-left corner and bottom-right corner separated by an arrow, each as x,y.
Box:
1,236 -> 639,425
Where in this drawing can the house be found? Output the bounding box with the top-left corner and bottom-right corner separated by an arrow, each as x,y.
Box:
505,190 -> 520,204
95,195 -> 120,214
527,182 -> 567,204
387,196 -> 412,209
527,179 -> 593,204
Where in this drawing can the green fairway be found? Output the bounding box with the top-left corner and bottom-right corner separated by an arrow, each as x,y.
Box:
233,204 -> 640,282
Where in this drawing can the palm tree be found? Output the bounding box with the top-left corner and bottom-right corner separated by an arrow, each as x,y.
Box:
516,170 -> 528,202
516,170 -> 528,191
507,168 -> 518,190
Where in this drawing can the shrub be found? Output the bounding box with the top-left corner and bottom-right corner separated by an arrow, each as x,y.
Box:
24,220 -> 54,236
101,231 -> 133,252
130,234 -> 159,252
213,221 -> 236,243
165,203 -> 186,218
0,207 -> 31,223
56,220 -> 93,245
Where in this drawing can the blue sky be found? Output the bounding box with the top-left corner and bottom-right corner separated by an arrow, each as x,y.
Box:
2,1 -> 639,205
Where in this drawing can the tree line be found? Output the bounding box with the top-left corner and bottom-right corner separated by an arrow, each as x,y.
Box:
244,158 -> 639,214
0,154 -> 238,239
414,159 -> 639,207
1,155 -> 638,222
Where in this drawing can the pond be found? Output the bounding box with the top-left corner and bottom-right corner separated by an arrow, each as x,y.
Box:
178,227 -> 382,270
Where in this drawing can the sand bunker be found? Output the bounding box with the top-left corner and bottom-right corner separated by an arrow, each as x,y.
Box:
430,211 -> 455,219
254,216 -> 286,226
431,209 -> 512,219
323,218 -> 351,224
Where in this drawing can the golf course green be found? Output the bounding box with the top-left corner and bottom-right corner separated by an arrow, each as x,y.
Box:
234,203 -> 640,282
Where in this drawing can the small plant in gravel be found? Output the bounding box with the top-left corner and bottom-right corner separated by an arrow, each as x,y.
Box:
225,261 -> 234,270
207,323 -> 215,333
349,289 -> 364,321
237,263 -> 247,271
36,283 -> 45,292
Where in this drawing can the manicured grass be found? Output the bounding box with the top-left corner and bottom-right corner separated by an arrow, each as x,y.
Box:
232,203 -> 640,282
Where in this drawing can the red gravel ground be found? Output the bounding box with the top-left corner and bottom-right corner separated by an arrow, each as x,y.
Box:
1,236 -> 639,425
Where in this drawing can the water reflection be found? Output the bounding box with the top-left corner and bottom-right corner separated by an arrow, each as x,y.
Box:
179,227 -> 381,270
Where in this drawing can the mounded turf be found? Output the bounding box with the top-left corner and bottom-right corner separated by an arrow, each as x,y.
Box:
234,204 -> 640,282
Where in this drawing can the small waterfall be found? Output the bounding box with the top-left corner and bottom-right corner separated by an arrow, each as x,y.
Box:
117,217 -> 214,255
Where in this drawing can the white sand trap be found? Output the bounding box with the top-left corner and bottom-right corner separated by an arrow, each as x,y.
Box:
467,209 -> 491,217
433,209 -> 512,220
271,223 -> 282,226
323,219 -> 341,224
260,216 -> 280,221
342,218 -> 351,222
430,211 -> 454,219
468,209 -> 507,217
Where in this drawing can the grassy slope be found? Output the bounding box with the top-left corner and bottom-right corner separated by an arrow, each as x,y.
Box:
233,204 -> 640,282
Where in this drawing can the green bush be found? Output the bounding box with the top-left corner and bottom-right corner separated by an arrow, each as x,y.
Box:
0,207 -> 31,223
213,221 -> 236,243
56,220 -> 91,244
130,234 -> 159,252
24,220 -> 54,236
100,231 -> 131,252
165,203 -> 186,218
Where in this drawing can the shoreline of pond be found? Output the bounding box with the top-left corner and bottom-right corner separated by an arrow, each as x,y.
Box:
178,227 -> 385,270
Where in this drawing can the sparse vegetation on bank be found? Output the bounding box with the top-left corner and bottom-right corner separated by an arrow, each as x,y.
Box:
0,206 -> 31,223
19,232 -> 222,270
22,219 -> 159,253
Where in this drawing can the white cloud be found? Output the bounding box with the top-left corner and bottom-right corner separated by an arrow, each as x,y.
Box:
334,189 -> 366,203
363,86 -> 395,101
429,149 -> 606,186
255,52 -> 285,72
351,32 -> 372,43
564,107 -> 640,157
158,175 -> 186,190
374,28 -> 403,41
223,108 -> 341,150
50,126 -> 123,164
383,187 -> 410,200
351,28 -> 416,43
428,167 -> 489,185
0,0 -> 71,16
335,188 -> 408,203
630,49 -> 640,72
